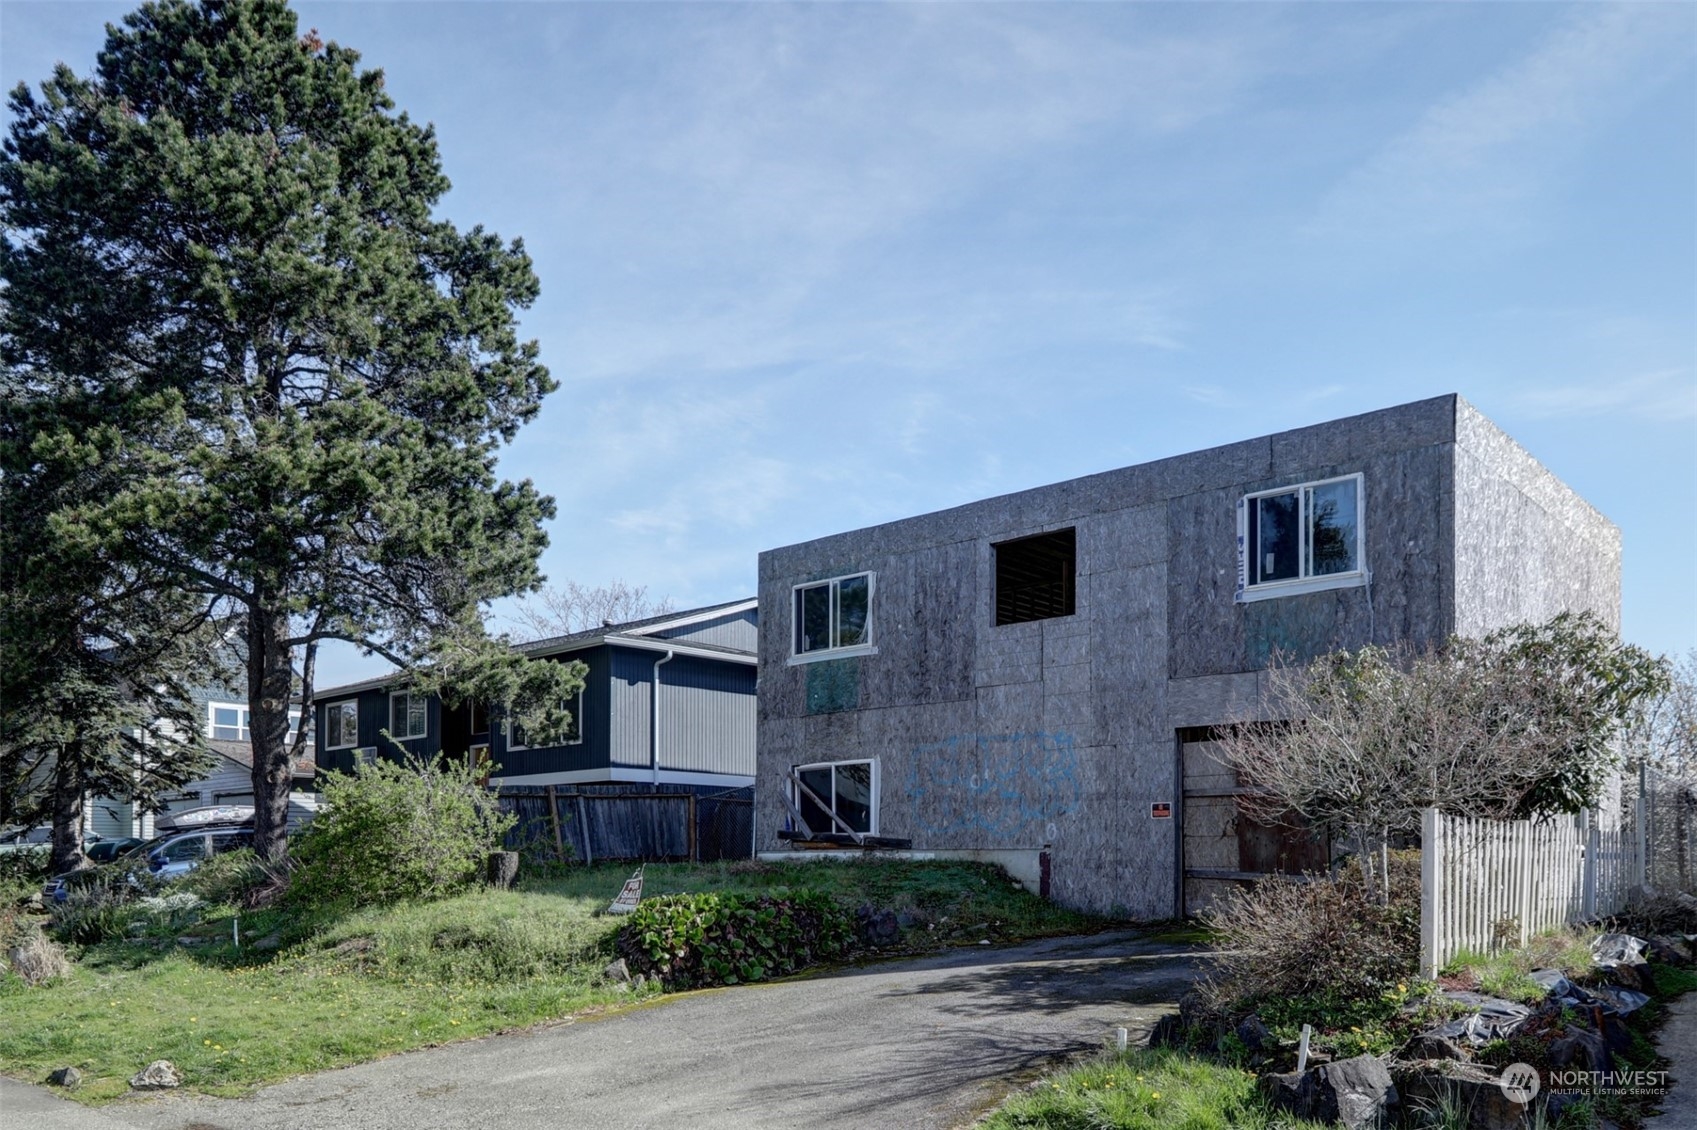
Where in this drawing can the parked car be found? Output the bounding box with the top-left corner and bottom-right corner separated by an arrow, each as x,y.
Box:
42,824 -> 253,904
84,837 -> 144,864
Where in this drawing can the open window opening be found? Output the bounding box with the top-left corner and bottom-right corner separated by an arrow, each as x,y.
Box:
994,528 -> 1076,625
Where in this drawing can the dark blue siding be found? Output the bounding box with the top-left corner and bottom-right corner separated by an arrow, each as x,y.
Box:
489,648 -> 610,777
609,648 -> 755,775
652,609 -> 757,652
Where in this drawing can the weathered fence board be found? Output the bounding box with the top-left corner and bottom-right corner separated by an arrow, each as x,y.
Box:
1420,807 -> 1637,977
496,785 -> 752,865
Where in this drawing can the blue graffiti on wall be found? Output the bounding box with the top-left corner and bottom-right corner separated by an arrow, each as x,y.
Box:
908,731 -> 1082,842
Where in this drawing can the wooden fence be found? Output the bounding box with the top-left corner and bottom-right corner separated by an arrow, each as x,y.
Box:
497,785 -> 752,865
1419,807 -> 1638,977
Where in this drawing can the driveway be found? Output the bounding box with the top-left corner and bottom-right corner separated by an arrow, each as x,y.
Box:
44,929 -> 1207,1130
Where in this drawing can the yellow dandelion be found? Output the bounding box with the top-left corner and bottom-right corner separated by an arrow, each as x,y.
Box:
203,1039 -> 212,1045
1151,1092 -> 1161,1100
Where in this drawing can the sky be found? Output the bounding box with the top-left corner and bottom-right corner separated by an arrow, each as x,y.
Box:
4,1 -> 1694,688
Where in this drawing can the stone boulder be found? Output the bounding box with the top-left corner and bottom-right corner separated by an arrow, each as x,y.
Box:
1261,1055 -> 1398,1130
1548,1027 -> 1610,1074
1394,1064 -> 1534,1130
1397,1032 -> 1470,1062
129,1060 -> 182,1090
855,905 -> 900,948
46,1066 -> 80,1088
1234,1014 -> 1272,1054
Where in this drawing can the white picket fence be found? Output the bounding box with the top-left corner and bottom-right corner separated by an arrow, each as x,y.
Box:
1418,807 -> 1640,978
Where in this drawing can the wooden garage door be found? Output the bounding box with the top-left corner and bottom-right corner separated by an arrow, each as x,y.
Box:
1180,727 -> 1328,916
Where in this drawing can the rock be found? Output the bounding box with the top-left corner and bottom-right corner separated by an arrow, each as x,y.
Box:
855,905 -> 900,948
484,851 -> 519,889
1647,935 -> 1692,965
1396,1064 -> 1532,1130
47,1066 -> 80,1088
1548,1027 -> 1610,1073
129,1060 -> 182,1090
1591,932 -> 1648,967
175,936 -> 206,947
1235,1015 -> 1272,1053
1607,961 -> 1655,994
1397,1032 -> 1470,1062
631,974 -> 646,989
603,958 -> 631,983
1312,1055 -> 1399,1130
1260,1069 -> 1315,1117
252,933 -> 282,952
1260,1056 -> 1398,1130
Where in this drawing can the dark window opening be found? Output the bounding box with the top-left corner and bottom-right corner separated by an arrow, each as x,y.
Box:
994,528 -> 1076,625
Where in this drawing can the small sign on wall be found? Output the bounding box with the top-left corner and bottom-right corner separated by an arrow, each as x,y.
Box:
1150,802 -> 1173,820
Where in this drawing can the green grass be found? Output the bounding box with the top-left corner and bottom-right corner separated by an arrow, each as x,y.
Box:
982,1048 -> 1331,1130
1441,926 -> 1601,998
0,858 -> 1098,1104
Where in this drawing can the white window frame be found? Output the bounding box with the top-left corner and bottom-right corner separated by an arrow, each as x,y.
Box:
1236,473 -> 1368,603
788,572 -> 877,665
506,690 -> 583,752
323,699 -> 361,750
789,758 -> 879,835
207,701 -> 302,742
389,691 -> 429,741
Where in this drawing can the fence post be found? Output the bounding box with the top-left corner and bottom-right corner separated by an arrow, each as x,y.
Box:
546,785 -> 566,863
576,794 -> 592,866
1420,807 -> 1442,978
1574,804 -> 1588,923
1634,761 -> 1648,894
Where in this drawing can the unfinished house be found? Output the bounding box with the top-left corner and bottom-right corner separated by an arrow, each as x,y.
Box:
754,395 -> 1620,916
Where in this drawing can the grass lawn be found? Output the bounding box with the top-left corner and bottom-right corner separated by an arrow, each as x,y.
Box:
982,1048 -> 1331,1130
0,857 -> 1099,1104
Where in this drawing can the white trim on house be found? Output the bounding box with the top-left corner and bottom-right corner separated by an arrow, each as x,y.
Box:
1235,473 -> 1367,602
323,699 -> 360,750
789,757 -> 879,835
487,767 -> 756,788
624,598 -> 758,636
389,690 -> 428,741
790,572 -> 875,661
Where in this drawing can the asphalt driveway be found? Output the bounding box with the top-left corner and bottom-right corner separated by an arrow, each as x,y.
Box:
16,929 -> 1206,1130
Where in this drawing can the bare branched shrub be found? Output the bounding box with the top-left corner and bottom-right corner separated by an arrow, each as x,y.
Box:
8,928 -> 71,986
1201,853 -> 1421,1016
1215,613 -> 1668,900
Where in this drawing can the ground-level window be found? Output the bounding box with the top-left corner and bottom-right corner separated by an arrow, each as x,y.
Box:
792,573 -> 874,659
389,691 -> 428,741
506,690 -> 583,751
1238,474 -> 1364,600
323,700 -> 360,750
791,759 -> 878,835
994,528 -> 1076,625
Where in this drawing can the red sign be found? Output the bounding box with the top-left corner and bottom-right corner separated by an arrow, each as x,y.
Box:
1150,802 -> 1173,820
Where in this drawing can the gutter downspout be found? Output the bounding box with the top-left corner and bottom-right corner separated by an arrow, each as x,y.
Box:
651,649 -> 675,787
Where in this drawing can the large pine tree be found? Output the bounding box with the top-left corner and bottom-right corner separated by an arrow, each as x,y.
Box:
1,0 -> 579,859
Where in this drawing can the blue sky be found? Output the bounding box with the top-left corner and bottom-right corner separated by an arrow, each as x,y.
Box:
5,1 -> 1694,686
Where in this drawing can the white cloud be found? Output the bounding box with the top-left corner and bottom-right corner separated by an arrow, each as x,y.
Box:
1514,369 -> 1696,422
1309,5 -> 1692,241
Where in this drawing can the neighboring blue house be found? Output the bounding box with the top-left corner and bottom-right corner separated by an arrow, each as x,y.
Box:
311,598 -> 757,792
86,672 -> 318,842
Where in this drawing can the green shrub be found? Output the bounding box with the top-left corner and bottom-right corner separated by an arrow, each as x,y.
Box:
615,889 -> 855,989
47,864 -> 164,945
180,848 -> 265,908
0,845 -> 52,886
289,754 -> 515,909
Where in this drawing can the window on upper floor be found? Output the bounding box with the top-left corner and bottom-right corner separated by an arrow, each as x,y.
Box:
790,572 -> 874,662
506,690 -> 582,751
468,700 -> 490,736
389,691 -> 428,741
1238,473 -> 1365,602
994,528 -> 1076,625
209,702 -> 301,742
323,700 -> 360,750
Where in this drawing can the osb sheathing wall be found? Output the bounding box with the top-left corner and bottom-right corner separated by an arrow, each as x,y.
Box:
755,395 -> 1620,917
1451,400 -> 1620,637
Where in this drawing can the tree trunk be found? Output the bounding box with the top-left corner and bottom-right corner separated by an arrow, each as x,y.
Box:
247,608 -> 296,862
47,750 -> 84,875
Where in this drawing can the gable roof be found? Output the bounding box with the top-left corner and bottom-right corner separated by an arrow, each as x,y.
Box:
309,597 -> 758,701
